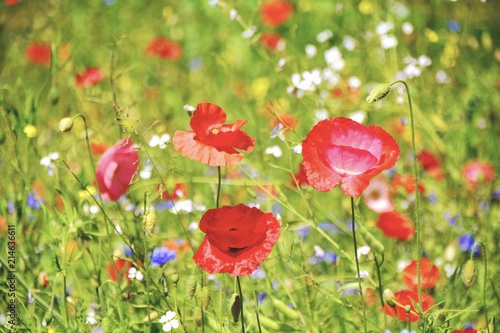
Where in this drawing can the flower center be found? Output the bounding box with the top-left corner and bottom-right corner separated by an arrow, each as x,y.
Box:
211,128 -> 220,135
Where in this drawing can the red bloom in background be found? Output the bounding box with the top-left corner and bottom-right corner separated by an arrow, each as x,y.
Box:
451,329 -> 478,333
383,290 -> 434,322
26,42 -> 51,66
362,176 -> 394,213
107,258 -> 132,282
145,37 -> 182,61
96,137 -> 139,201
260,32 -> 286,51
173,103 -> 255,167
402,258 -> 440,290
6,0 -> 19,5
90,142 -> 108,155
76,67 -> 105,88
418,150 -> 444,180
376,211 -> 414,241
302,117 -> 400,197
193,204 -> 280,276
260,0 -> 293,27
159,183 -> 187,201
292,162 -> 310,188
463,159 -> 495,187
392,174 -> 425,194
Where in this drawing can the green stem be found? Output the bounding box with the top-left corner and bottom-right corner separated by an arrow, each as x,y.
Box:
237,276 -> 246,333
216,166 -> 222,208
253,288 -> 263,333
73,114 -> 98,189
374,254 -> 384,308
471,242 -> 491,333
350,197 -> 367,333
390,80 -> 422,315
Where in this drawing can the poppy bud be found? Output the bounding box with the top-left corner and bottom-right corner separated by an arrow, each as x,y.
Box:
271,298 -> 299,320
383,289 -> 396,307
357,224 -> 385,254
49,87 -> 59,105
59,117 -> 74,132
366,83 -> 392,103
461,259 -> 477,288
170,272 -> 179,284
230,293 -> 241,323
186,275 -> 197,298
142,210 -> 156,236
200,286 -> 211,311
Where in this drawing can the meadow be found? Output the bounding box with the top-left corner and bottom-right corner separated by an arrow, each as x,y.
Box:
0,0 -> 499,332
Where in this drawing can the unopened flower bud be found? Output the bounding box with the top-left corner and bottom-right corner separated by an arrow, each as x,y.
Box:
383,289 -> 396,307
142,210 -> 156,236
230,294 -> 241,323
200,286 -> 211,311
366,83 -> 392,103
461,259 -> 477,288
59,117 -> 74,132
170,272 -> 179,284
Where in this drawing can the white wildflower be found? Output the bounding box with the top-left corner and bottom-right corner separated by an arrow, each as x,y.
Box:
159,310 -> 179,332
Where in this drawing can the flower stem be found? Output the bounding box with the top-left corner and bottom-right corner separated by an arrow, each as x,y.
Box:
236,276 -> 246,333
390,80 -> 423,315
472,242 -> 491,333
216,166 -> 222,208
350,197 -> 367,333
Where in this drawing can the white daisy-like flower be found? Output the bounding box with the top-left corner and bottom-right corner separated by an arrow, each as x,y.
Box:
264,145 -> 283,158
149,134 -> 171,149
159,310 -> 179,332
40,152 -> 60,176
305,44 -> 317,58
128,267 -> 144,281
85,311 -> 98,325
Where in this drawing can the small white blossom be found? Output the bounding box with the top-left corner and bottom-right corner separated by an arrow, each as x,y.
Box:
342,36 -> 356,51
149,134 -> 171,149
264,145 -> 283,158
314,245 -> 325,257
85,311 -> 98,325
435,70 -> 450,84
324,47 -> 345,71
277,58 -> 286,69
349,111 -> 367,124
229,9 -> 238,20
356,245 -> 371,258
241,26 -> 257,39
128,267 -> 144,281
402,22 -> 414,35
40,152 -> 60,176
208,0 -> 218,7
305,44 -> 317,58
316,29 -> 333,43
347,76 -> 361,90
418,55 -> 432,67
159,311 -> 179,332
314,109 -> 329,123
380,34 -> 398,49
376,21 -> 394,35
183,104 -> 195,112
293,145 -> 302,154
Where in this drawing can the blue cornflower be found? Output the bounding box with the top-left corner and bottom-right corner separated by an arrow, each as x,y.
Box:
448,20 -> 460,32
150,247 -> 176,267
458,233 -> 480,255
27,192 -> 42,210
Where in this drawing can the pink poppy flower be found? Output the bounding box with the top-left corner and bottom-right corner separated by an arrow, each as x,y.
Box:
76,67 -> 105,88
463,159 -> 495,187
362,176 -> 394,213
302,117 -> 400,197
173,102 -> 255,167
96,137 -> 139,201
193,204 -> 280,276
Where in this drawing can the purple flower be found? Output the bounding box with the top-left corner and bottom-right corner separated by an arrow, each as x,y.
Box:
150,246 -> 176,267
448,20 -> 460,32
458,233 -> 480,255
27,192 -> 43,210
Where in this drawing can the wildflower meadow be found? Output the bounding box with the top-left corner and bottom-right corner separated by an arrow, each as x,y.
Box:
1,0 -> 499,332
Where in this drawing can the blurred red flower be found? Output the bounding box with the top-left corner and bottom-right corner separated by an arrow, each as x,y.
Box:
76,67 -> 105,88
90,142 -> 108,155
392,174 -> 425,194
260,0 -> 293,27
292,162 -> 310,188
173,102 -> 255,166
260,32 -> 285,51
26,42 -> 51,66
451,329 -> 478,333
107,258 -> 132,282
145,37 -> 182,61
383,290 -> 434,322
5,0 -> 19,5
402,258 -> 440,290
376,211 -> 414,241
302,117 -> 400,197
463,159 -> 495,187
96,137 -> 139,201
362,176 -> 394,213
193,204 -> 280,276
159,182 -> 187,201
418,150 -> 444,180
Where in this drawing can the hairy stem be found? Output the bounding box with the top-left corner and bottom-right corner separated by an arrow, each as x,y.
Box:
351,197 -> 367,333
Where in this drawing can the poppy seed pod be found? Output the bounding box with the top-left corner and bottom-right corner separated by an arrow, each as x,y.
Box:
366,83 -> 392,103
461,259 -> 476,288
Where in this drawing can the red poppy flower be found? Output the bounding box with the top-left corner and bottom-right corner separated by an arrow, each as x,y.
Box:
95,137 -> 139,201
302,117 -> 400,197
90,142 -> 108,155
402,258 -> 440,290
193,204 -> 280,276
463,159 -> 495,187
362,176 -> 394,213
272,113 -> 299,131
391,174 -> 425,194
76,67 -> 105,88
173,103 -> 255,167
107,258 -> 132,282
418,150 -> 444,180
260,32 -> 286,51
292,162 -> 310,188
260,0 -> 294,27
145,37 -> 182,61
26,42 -> 51,67
159,183 -> 187,201
5,0 -> 19,5
383,290 -> 434,322
451,329 -> 478,333
376,211 -> 414,241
